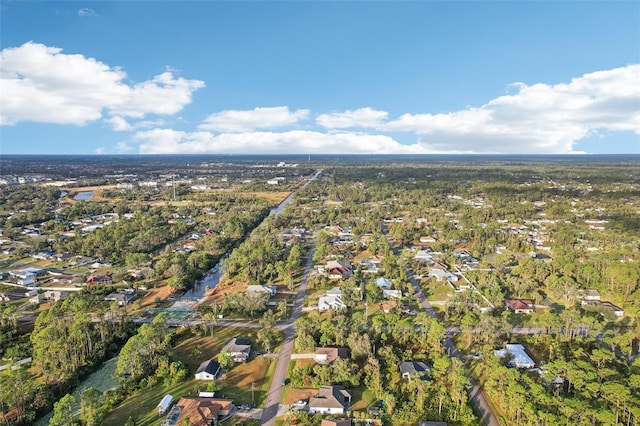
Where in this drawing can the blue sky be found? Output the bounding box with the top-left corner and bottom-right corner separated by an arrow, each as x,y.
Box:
1,1 -> 639,155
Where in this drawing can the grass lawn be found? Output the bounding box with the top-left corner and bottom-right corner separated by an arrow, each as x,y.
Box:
424,281 -> 452,301
281,386 -> 317,404
103,327 -> 278,425
350,387 -> 377,411
102,379 -> 198,426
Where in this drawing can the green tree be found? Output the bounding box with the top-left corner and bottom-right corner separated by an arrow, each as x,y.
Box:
218,350 -> 234,369
50,393 -> 77,426
80,387 -> 102,426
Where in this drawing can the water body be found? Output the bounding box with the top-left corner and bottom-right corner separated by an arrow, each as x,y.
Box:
35,357 -> 119,425
73,191 -> 94,201
180,170 -> 322,301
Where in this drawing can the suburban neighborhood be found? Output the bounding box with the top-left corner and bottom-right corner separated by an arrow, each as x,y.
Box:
0,156 -> 638,426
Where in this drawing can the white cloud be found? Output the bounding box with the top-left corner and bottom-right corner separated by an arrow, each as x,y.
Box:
115,71 -> 205,118
104,115 -> 166,131
105,116 -> 132,131
0,42 -> 204,126
198,106 -> 309,132
384,64 -> 640,154
95,147 -> 106,154
116,141 -> 134,152
133,128 -> 427,155
316,107 -> 388,129
78,8 -> 97,17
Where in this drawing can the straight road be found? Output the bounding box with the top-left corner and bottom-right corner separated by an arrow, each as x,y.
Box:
259,240 -> 316,426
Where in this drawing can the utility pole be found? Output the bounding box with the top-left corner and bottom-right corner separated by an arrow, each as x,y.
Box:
251,381 -> 255,406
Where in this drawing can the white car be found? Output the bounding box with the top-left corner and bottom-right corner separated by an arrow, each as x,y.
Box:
293,400 -> 307,407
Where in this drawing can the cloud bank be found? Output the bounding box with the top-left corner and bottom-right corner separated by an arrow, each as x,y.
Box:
199,106 -> 309,132
316,107 -> 388,129
383,64 -> 640,154
1,41 -> 637,154
0,42 -> 204,126
132,64 -> 638,154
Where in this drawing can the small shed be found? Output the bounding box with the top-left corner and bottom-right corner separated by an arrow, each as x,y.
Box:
158,394 -> 173,415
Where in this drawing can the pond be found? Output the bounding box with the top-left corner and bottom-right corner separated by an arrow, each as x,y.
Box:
73,191 -> 94,201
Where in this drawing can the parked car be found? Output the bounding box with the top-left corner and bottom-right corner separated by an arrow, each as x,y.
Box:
293,400 -> 307,407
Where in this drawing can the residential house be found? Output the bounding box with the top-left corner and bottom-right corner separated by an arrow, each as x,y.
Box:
221,337 -> 252,362
494,344 -> 535,369
308,385 -> 352,415
314,347 -> 349,364
318,287 -> 347,312
30,290 -> 69,305
374,277 -> 392,290
104,291 -> 135,306
581,289 -> 601,301
33,251 -> 54,260
246,285 -> 277,297
505,299 -> 534,314
165,397 -> 234,426
414,249 -> 434,263
494,244 -> 507,255
195,360 -> 221,381
85,274 -> 112,285
400,361 -> 431,381
581,300 -> 624,317
359,257 -> 382,274
326,260 -> 352,280
428,268 -> 458,283
382,289 -> 401,299
380,300 -> 398,314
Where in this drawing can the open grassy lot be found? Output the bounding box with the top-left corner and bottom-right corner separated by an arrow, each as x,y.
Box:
103,326 -> 277,425
350,387 -> 378,411
102,378 -> 197,426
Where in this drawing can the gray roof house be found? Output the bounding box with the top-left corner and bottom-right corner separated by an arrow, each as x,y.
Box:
194,360 -> 221,381
221,337 -> 252,362
308,385 -> 352,415
400,361 -> 431,381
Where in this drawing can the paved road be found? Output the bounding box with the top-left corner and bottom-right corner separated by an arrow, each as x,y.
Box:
385,228 -> 501,426
259,240 -> 315,426
408,272 -> 501,426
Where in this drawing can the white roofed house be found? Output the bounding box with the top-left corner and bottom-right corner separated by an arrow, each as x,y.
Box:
374,277 -> 392,290
428,268 -> 458,283
383,289 -> 402,299
414,249 -> 435,263
318,287 -> 347,312
494,344 -> 536,369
